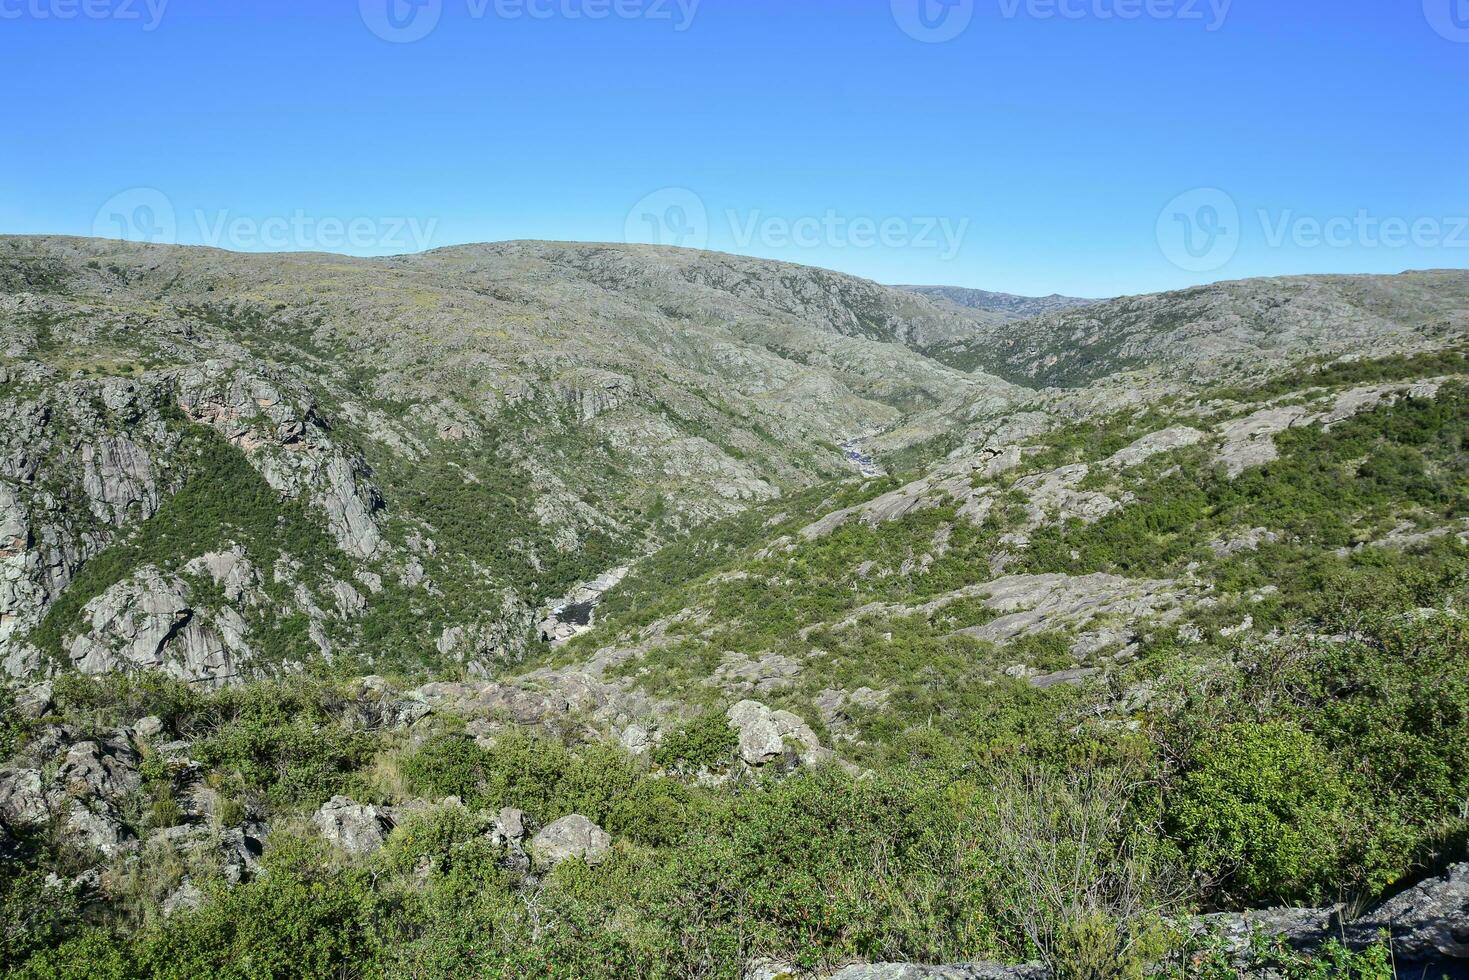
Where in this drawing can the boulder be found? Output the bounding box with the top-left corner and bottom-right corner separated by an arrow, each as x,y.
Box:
62,798 -> 131,857
133,715 -> 164,739
13,680 -> 53,720
150,824 -> 264,885
314,796 -> 394,856
492,806 -> 527,844
726,700 -> 822,767
58,738 -> 142,801
528,815 -> 612,869
1200,862 -> 1469,965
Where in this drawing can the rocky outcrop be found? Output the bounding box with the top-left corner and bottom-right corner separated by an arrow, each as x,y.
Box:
81,435 -> 160,527
66,567 -> 249,687
726,700 -> 824,769
1012,464 -> 1120,528
0,729 -> 142,857
1215,406 -> 1313,477
1202,861 -> 1469,965
0,377 -> 180,667
314,796 -> 395,856
175,363 -> 385,560
713,652 -> 803,696
1103,426 -> 1205,469
0,766 -> 47,825
528,814 -> 612,869
1352,861 -> 1469,961
947,573 -> 1187,648
799,446 -> 1021,541
1214,381 -> 1447,477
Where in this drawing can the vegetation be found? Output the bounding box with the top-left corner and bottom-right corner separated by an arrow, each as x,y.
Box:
3,342 -> 1467,977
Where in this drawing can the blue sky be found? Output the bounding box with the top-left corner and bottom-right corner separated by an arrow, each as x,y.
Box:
2,0 -> 1466,296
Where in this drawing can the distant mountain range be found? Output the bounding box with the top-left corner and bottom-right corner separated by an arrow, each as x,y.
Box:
895,284 -> 1101,320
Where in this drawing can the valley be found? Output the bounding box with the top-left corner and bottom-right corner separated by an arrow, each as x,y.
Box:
0,236 -> 1466,979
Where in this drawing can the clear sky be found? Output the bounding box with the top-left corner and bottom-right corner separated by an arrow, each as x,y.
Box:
2,0 -> 1466,297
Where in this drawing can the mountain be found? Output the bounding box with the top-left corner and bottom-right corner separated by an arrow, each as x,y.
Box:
2,237 -> 1468,979
937,270 -> 1469,387
896,284 -> 1100,319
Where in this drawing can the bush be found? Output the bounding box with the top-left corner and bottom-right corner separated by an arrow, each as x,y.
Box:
134,836 -> 378,980
991,767 -> 1181,980
378,803 -> 501,883
1170,722 -> 1353,905
605,778 -> 698,847
189,693 -> 372,811
652,710 -> 738,774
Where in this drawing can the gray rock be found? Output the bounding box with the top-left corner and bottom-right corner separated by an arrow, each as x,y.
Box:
1196,905 -> 1344,957
133,715 -> 164,739
81,435 -> 159,527
618,724 -> 653,756
713,651 -> 803,696
726,700 -> 823,768
58,738 -> 142,801
1103,426 -> 1206,469
493,807 -> 527,843
1013,464 -> 1119,528
1352,861 -> 1469,961
161,880 -> 205,916
954,573 -> 1188,648
62,798 -> 131,856
183,547 -> 263,605
1215,406 -> 1312,477
528,814 -> 612,868
150,824 -> 264,885
66,567 -> 247,687
0,767 -> 47,825
1210,527 -> 1280,557
1200,862 -> 1469,964
314,796 -> 395,856
13,680 -> 53,719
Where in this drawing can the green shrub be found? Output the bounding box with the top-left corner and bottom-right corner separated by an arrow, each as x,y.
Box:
5,929 -> 132,980
190,693 -> 372,811
1170,722 -> 1352,905
605,778 -> 699,847
378,803 -> 501,882
653,711 -> 739,774
134,836 -> 377,980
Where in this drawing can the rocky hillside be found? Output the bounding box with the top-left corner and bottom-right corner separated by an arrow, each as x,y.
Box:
896,284 -> 1099,320
0,236 -> 1030,684
1,238 -> 1468,980
928,271 -> 1469,386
